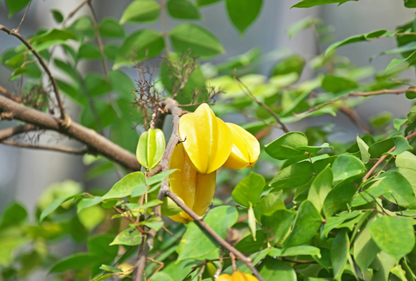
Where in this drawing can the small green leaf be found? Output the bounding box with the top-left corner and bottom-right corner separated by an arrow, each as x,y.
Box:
323,174 -> 362,217
254,190 -> 286,220
103,172 -> 146,199
232,172 -> 265,207
104,44 -> 118,60
261,210 -> 296,245
385,50 -> 416,73
120,0 -> 160,24
296,143 -> 333,154
269,161 -> 314,189
225,0 -> 262,34
258,257 -> 296,281
322,75 -> 359,94
108,70 -> 134,99
110,227 -> 142,246
385,136 -> 412,156
307,165 -> 333,213
369,138 -> 395,158
0,201 -> 27,228
169,23 -> 224,58
357,135 -> 370,164
265,132 -> 308,160
148,272 -> 175,281
51,10 -> 64,23
113,29 -> 165,69
196,0 -> 221,6
353,224 -> 380,273
332,154 -> 366,181
78,43 -> 102,60
234,230 -> 267,254
40,195 -> 77,222
77,197 -> 103,213
177,206 -> 238,261
369,111 -> 393,129
283,200 -> 322,248
31,29 -> 76,44
6,0 -> 31,17
100,264 -> 122,273
271,55 -> 305,78
248,204 -> 257,241
269,245 -> 321,258
49,253 -> 96,273
368,216 -> 415,261
323,211 -> 361,238
99,17 -> 125,38
147,170 -> 177,186
88,235 -> 118,260
331,229 -> 349,281
167,0 -> 201,19
85,73 -> 111,96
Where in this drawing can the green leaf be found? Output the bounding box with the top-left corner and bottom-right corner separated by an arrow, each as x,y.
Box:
49,253 -> 96,273
396,151 -> 416,169
120,0 -> 160,24
51,10 -> 64,24
234,230 -> 267,254
379,171 -> 416,208
296,143 -> 332,154
5,0 -> 31,16
68,16 -> 95,39
271,55 -> 305,78
331,229 -> 349,281
232,172 -> 265,207
131,184 -> 147,198
100,264 -> 122,273
322,75 -> 359,94
323,174 -> 362,217
254,190 -> 286,220
113,29 -> 165,69
323,211 -> 362,238
353,224 -> 380,273
269,161 -> 314,189
391,265 -> 408,281
292,0 -> 354,8
77,197 -> 103,213
148,272 -> 175,281
307,165 -> 333,213
0,201 -> 27,228
248,204 -> 257,240
369,138 -> 395,158
40,195 -> 77,222
368,216 -> 415,261
262,210 -> 296,245
385,136 -> 412,156
369,112 -> 393,129
78,43 -> 102,60
99,17 -> 125,38
385,50 -> 416,73
167,0 -> 201,19
109,70 -> 135,99
332,154 -> 366,181
104,44 -> 118,60
31,29 -> 76,44
177,206 -> 238,261
269,245 -> 321,258
80,100 -> 116,130
405,0 -> 416,7
225,0 -> 262,34
283,200 -> 322,248
265,132 -> 308,160
103,172 -> 146,199
357,135 -> 370,164
196,0 -> 221,6
147,170 -> 177,186
169,23 -> 224,58
110,227 -> 142,246
88,235 -> 118,260
287,17 -> 323,38
258,257 -> 296,281
85,73 -> 111,96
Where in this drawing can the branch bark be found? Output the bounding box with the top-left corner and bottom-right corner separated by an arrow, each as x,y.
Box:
0,141 -> 89,155
0,124 -> 37,141
0,25 -> 66,120
0,95 -> 140,171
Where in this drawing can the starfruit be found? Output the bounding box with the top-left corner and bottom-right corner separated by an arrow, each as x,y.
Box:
179,103 -> 233,174
223,123 -> 260,170
216,271 -> 259,281
168,143 -> 216,224
136,128 -> 165,170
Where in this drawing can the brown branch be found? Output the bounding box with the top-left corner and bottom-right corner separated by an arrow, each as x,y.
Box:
296,88 -> 416,119
233,70 -> 289,133
0,85 -> 22,103
0,25 -> 66,120
16,0 -> 33,32
0,141 -> 89,155
0,95 -> 141,171
362,131 -> 416,182
0,124 -> 37,141
282,257 -> 318,265
339,106 -> 371,134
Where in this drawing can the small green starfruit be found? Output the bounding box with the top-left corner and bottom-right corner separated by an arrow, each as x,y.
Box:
136,128 -> 166,170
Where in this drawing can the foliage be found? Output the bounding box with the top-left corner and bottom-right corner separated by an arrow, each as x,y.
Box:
2,0 -> 416,281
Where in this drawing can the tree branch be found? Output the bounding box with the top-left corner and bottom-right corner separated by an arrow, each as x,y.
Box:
0,124 -> 37,141
0,95 -> 141,171
233,70 -> 289,133
134,98 -> 264,281
362,131 -> 416,182
0,25 -> 67,120
0,141 -> 89,155
0,85 -> 22,103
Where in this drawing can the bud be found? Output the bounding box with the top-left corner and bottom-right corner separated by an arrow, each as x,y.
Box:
136,128 -> 165,170
168,143 -> 216,224
179,103 -> 232,174
223,123 -> 260,170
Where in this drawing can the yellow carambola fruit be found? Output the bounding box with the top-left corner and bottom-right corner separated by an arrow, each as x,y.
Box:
168,143 -> 216,224
223,123 -> 260,170
216,271 -> 259,281
179,103 -> 232,174
136,128 -> 165,170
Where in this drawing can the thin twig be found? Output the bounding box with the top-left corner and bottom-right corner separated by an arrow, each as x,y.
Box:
296,88 -> 416,119
62,0 -> 91,26
113,206 -> 147,234
160,0 -> 169,54
214,249 -> 225,279
339,106 -> 371,134
0,25 -> 67,121
16,0 -> 33,32
282,257 -> 318,265
230,252 -> 236,273
362,131 -> 416,182
233,70 -> 289,133
0,85 -> 21,103
0,141 -> 89,155
0,124 -> 37,141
